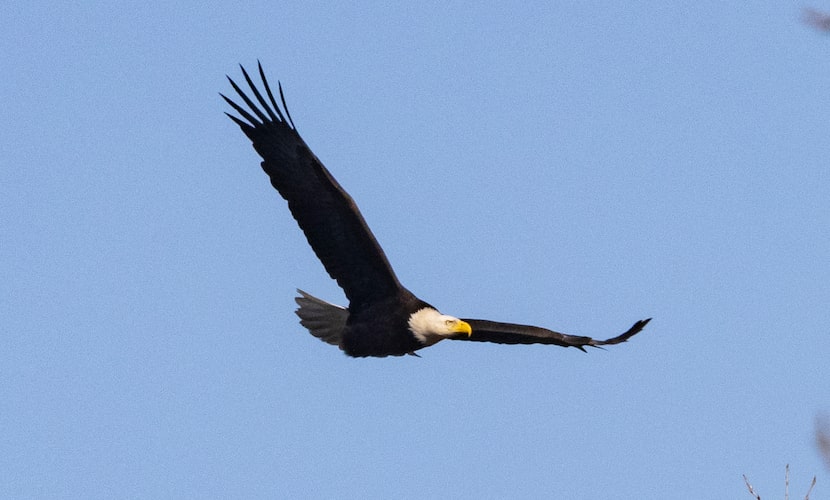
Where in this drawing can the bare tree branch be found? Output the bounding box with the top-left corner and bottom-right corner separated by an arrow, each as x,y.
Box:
743,474 -> 761,500
803,8 -> 830,32
818,415 -> 830,470
743,465 -> 816,500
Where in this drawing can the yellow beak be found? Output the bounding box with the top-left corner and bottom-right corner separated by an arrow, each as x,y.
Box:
454,320 -> 472,337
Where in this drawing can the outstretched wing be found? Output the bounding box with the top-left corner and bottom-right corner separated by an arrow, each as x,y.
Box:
456,318 -> 651,351
222,63 -> 403,309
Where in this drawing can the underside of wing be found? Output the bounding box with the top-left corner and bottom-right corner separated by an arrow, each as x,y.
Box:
457,318 -> 651,351
222,63 -> 403,309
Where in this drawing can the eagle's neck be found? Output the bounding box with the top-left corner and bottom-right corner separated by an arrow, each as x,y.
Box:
407,307 -> 445,346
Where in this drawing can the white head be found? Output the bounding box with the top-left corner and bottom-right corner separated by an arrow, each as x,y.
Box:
408,307 -> 472,346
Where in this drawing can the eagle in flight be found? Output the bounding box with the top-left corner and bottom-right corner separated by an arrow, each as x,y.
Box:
222,63 -> 650,357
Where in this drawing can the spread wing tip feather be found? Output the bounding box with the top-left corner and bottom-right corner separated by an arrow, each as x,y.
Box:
223,62 -> 295,131
589,317 -> 651,348
222,110 -> 254,131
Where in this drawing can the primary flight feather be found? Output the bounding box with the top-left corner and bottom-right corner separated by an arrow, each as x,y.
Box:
222,63 -> 650,358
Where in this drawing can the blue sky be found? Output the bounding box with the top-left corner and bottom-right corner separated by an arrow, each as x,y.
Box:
3,2 -> 829,498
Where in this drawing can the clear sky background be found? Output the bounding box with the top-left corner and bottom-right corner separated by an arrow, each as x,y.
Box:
2,2 -> 829,499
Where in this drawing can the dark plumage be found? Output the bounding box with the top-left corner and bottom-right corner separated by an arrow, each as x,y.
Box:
222,63 -> 650,358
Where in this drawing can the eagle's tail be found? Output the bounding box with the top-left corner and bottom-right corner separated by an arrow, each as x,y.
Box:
294,289 -> 348,347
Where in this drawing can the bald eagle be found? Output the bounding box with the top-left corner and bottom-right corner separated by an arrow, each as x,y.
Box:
222,63 -> 650,358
